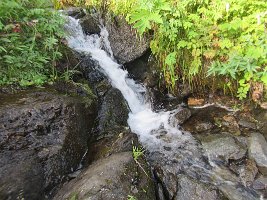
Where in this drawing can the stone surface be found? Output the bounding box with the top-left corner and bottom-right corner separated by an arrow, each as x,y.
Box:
66,7 -> 86,19
253,108 -> 267,140
0,87 -> 97,199
239,159 -> 258,187
200,134 -> 247,163
253,176 -> 267,190
222,115 -> 240,135
125,51 -> 151,82
248,132 -> 267,175
174,108 -> 191,124
105,15 -> 150,64
175,175 -> 220,200
182,106 -> 229,134
79,14 -> 101,35
53,152 -> 156,200
97,88 -> 129,138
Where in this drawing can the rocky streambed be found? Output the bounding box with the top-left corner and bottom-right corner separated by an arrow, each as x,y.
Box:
1,8 -> 267,200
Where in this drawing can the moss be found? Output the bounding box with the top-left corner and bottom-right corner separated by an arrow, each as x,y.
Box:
69,192 -> 79,200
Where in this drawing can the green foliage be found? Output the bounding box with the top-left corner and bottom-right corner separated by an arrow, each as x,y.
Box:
0,0 -> 65,87
132,145 -> 144,162
127,195 -> 137,200
90,0 -> 267,100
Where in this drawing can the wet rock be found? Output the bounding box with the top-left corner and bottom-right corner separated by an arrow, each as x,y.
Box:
200,134 -> 247,163
195,122 -> 214,132
253,108 -> 267,140
56,45 -> 80,74
212,166 -> 260,200
104,15 -> 150,64
97,88 -> 129,137
125,51 -> 151,82
66,7 -> 86,19
79,14 -> 101,35
253,176 -> 267,190
248,132 -> 267,175
156,183 -> 166,200
239,159 -> 258,187
218,183 -> 260,200
238,119 -> 257,130
86,129 -> 138,164
0,87 -> 97,199
174,108 -> 191,125
53,152 -> 156,200
144,55 -> 160,88
175,175 -> 221,200
222,115 -> 240,135
182,106 -> 228,134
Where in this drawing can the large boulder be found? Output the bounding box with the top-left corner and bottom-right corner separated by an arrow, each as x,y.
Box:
248,132 -> 267,175
105,15 -> 150,64
79,14 -> 101,35
97,88 -> 129,137
200,134 -> 247,164
175,175 -> 221,200
53,152 -> 156,200
0,86 -> 97,199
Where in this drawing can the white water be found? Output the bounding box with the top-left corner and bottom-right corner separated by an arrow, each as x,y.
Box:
64,16 -> 260,200
65,16 -> 197,156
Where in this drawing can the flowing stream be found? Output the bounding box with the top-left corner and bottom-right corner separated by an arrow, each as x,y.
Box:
64,16 -> 261,200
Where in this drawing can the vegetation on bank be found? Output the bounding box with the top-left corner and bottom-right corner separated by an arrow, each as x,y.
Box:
59,0 -> 267,101
0,0 -> 65,87
1,0 -> 266,102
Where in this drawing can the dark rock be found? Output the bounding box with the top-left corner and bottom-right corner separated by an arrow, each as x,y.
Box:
200,134 -> 247,163
253,108 -> 267,140
105,15 -> 150,64
79,14 -> 101,35
239,159 -> 258,187
222,115 -> 241,135
97,88 -> 129,138
144,55 -> 160,88
56,45 -> 80,75
175,175 -> 221,200
174,108 -> 191,124
125,51 -> 151,82
53,152 -> 156,200
195,122 -> 214,132
0,87 -> 97,199
238,119 -> 257,130
176,83 -> 192,100
86,129 -> 138,164
182,106 -> 229,134
156,183 -> 166,200
253,176 -> 267,190
66,7 -> 86,19
248,132 -> 267,175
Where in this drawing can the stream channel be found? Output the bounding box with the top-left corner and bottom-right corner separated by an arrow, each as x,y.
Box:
65,15 -> 262,200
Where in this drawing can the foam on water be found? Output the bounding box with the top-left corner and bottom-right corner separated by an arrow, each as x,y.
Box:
64,16 -> 260,200
64,16 -> 195,154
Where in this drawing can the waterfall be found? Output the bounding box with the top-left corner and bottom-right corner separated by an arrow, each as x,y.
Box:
64,16 -> 196,156
64,15 -> 260,200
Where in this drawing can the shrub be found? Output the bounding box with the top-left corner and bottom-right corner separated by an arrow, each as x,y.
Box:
0,0 -> 65,87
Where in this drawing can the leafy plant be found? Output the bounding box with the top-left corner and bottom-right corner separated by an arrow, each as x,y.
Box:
60,0 -> 267,101
127,195 -> 137,200
0,0 -> 66,87
132,145 -> 144,162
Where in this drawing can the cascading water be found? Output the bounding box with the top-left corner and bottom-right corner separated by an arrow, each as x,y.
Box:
64,16 -> 260,200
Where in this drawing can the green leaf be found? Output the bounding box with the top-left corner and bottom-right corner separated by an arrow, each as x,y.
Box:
261,74 -> 267,86
165,52 -> 177,66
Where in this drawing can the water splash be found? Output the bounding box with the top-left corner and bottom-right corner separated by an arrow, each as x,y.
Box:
64,16 -> 260,200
